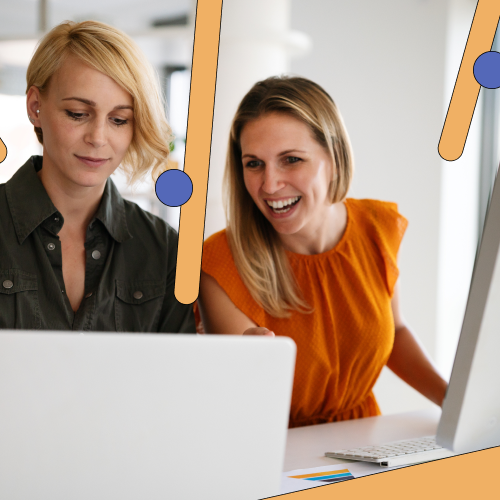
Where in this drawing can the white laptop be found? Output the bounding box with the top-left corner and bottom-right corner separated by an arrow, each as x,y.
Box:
0,332 -> 296,500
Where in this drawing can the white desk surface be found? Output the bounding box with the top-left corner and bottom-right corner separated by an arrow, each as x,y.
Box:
284,407 -> 442,471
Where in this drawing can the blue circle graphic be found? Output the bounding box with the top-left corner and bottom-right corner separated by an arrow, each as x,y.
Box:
155,169 -> 193,207
473,51 -> 500,89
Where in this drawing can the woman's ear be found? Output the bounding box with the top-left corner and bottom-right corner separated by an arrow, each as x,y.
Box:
26,86 -> 42,128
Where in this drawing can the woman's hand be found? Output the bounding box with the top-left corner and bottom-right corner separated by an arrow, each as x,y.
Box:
199,271 -> 267,334
243,327 -> 275,336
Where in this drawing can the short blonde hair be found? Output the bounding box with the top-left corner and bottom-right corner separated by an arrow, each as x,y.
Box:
26,20 -> 172,184
224,76 -> 354,316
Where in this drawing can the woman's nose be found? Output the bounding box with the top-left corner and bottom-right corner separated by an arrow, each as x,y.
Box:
261,166 -> 285,194
85,119 -> 107,148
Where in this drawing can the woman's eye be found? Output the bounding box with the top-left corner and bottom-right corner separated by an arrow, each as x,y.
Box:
65,110 -> 86,121
244,160 -> 262,169
285,156 -> 301,164
110,117 -> 128,127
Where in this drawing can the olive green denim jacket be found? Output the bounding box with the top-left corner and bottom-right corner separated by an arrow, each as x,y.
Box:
0,156 -> 195,332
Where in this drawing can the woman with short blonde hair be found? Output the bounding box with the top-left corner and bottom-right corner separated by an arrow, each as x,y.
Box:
0,20 -> 194,333
199,76 -> 447,428
26,20 -> 172,185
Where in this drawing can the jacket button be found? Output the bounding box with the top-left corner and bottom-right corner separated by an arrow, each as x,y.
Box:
92,250 -> 101,260
2,279 -> 13,289
47,243 -> 56,251
133,291 -> 143,300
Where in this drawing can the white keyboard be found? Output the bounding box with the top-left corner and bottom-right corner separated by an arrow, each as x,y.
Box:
325,436 -> 455,467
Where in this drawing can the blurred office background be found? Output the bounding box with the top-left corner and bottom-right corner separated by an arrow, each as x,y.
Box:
0,0 -> 194,230
207,0 -> 499,415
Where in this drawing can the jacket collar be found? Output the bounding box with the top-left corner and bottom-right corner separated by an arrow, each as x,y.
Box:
93,174 -> 132,243
6,156 -> 132,244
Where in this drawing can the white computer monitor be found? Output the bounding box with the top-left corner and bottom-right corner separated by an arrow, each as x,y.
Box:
437,165 -> 500,454
0,333 -> 296,500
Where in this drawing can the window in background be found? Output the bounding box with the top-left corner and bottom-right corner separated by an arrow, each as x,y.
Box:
478,32 -> 500,242
436,28 -> 500,379
111,65 -> 191,231
162,65 -> 190,230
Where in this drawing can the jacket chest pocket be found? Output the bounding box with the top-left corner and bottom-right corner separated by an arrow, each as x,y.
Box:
114,280 -> 165,332
0,269 -> 41,329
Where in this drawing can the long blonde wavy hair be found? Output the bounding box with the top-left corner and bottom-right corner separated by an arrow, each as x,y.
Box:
224,76 -> 354,317
26,20 -> 172,185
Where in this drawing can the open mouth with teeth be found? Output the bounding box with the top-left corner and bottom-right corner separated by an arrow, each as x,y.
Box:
265,196 -> 301,214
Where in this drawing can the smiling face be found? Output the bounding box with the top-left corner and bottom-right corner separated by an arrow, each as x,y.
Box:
27,55 -> 134,192
240,112 -> 336,245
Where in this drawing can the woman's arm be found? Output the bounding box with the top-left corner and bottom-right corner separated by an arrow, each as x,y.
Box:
198,271 -> 274,335
387,282 -> 448,407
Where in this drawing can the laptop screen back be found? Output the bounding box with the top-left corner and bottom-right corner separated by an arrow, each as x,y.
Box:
0,332 -> 295,500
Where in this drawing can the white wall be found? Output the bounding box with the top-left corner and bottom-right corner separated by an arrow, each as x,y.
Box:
289,0 -> 480,414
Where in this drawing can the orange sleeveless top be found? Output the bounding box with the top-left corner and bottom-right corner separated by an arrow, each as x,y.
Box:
200,199 -> 408,428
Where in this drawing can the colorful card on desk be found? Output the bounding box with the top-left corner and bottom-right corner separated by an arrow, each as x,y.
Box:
289,468 -> 354,483
281,462 -> 404,495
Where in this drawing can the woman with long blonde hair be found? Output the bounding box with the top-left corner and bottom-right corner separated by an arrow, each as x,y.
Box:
198,76 -> 446,428
0,20 -> 194,332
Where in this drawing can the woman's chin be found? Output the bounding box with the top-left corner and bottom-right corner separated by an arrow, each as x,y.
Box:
267,217 -> 302,236
68,171 -> 110,189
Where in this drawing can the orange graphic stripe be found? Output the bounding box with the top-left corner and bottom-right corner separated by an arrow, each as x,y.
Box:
438,0 -> 500,161
0,138 -> 6,163
174,0 -> 223,304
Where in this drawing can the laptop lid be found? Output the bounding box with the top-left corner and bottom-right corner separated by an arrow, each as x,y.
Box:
0,332 -> 295,500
